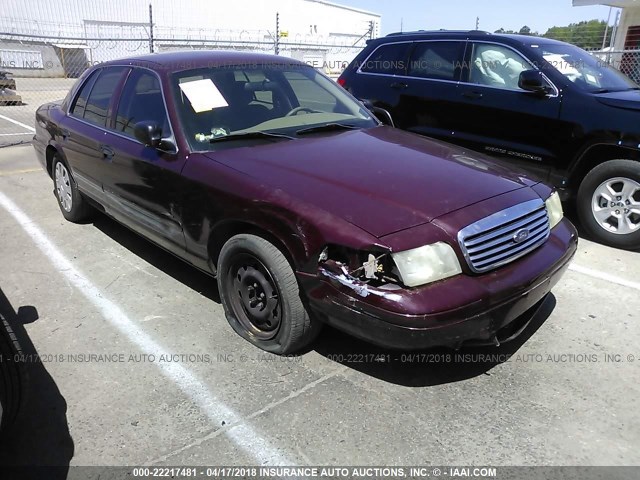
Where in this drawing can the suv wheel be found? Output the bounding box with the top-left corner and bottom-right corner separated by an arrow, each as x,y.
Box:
577,159 -> 640,249
217,234 -> 321,354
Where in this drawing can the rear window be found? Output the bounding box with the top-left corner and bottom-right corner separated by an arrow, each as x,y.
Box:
70,70 -> 99,118
407,41 -> 463,81
360,43 -> 410,75
82,67 -> 127,127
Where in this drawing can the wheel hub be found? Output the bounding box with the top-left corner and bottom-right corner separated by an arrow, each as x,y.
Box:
592,177 -> 640,235
54,162 -> 73,212
230,259 -> 281,339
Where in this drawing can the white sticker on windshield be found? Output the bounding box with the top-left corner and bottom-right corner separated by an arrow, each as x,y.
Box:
179,79 -> 229,113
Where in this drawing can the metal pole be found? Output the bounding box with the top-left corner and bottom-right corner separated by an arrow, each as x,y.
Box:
610,9 -> 620,50
602,7 -> 612,51
275,12 -> 280,55
149,3 -> 154,53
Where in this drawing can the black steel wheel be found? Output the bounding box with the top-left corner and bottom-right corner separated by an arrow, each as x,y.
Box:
217,234 -> 321,354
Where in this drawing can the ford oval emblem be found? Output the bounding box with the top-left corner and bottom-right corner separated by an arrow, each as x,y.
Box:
513,228 -> 530,244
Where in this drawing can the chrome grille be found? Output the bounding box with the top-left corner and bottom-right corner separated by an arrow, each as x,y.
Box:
458,199 -> 551,273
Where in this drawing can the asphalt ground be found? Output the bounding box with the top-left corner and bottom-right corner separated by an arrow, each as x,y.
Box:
0,144 -> 638,472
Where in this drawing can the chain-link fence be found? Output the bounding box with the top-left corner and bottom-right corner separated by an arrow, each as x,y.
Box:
2,1 -> 640,147
0,0 -> 377,146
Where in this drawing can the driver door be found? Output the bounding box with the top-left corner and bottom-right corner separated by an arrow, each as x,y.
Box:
456,41 -> 566,177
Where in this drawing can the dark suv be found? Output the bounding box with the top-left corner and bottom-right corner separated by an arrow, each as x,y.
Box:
339,30 -> 640,249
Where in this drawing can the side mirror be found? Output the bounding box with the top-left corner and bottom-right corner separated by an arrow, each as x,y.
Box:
133,121 -> 163,148
518,70 -> 551,96
361,99 -> 395,127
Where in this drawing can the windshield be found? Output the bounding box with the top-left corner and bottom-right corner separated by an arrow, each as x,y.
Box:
539,43 -> 637,93
172,64 -> 377,151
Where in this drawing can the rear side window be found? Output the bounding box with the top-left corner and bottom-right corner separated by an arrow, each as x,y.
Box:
83,67 -> 127,127
115,69 -> 170,138
360,43 -> 410,75
70,70 -> 98,118
407,41 -> 464,81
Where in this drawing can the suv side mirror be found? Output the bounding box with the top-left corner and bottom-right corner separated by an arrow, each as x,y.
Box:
518,70 -> 551,96
134,121 -> 163,148
361,99 -> 395,127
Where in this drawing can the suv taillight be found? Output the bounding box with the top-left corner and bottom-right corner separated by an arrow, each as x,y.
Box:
337,76 -> 346,88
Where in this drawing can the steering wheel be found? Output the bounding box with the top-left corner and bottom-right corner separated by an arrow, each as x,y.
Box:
285,106 -> 317,117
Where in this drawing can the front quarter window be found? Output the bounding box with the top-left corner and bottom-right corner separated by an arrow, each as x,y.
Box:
172,64 -> 377,151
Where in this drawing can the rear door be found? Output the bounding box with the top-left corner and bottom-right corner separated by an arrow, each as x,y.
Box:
348,41 -> 413,123
62,66 -> 129,199
102,67 -> 186,253
398,40 -> 468,137
456,41 -> 565,175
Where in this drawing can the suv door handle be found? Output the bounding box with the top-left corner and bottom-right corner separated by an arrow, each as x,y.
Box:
390,82 -> 408,89
100,145 -> 115,161
462,91 -> 483,100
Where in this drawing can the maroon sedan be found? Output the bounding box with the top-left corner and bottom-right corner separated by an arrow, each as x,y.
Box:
33,51 -> 577,354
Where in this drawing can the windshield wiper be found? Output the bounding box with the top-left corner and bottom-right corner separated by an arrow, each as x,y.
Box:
295,123 -> 360,136
209,131 -> 294,143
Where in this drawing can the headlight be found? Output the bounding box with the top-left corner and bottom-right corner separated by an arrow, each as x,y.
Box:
545,191 -> 564,229
391,242 -> 462,288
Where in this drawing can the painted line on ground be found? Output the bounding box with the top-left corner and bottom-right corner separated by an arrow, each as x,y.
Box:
0,190 -> 295,466
0,132 -> 32,137
569,263 -> 640,291
0,113 -> 35,133
0,168 -> 41,177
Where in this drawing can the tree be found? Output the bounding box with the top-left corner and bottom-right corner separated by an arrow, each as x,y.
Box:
519,25 -> 532,35
543,20 -> 612,50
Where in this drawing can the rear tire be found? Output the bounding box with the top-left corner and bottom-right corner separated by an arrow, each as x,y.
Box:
0,313 -> 25,436
577,159 -> 640,250
52,154 -> 92,223
217,234 -> 321,354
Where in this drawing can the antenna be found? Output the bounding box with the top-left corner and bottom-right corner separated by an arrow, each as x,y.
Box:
475,17 -> 480,31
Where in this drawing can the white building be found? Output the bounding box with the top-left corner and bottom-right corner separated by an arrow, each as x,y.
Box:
573,0 -> 639,50
0,0 -> 380,77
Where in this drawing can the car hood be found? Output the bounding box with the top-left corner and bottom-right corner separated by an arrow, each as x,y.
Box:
204,126 -> 535,238
594,89 -> 640,111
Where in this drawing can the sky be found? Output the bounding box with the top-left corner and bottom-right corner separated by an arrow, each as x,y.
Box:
336,0 -> 617,35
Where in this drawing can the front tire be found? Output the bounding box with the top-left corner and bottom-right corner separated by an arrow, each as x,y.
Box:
217,234 -> 320,354
577,160 -> 640,250
52,154 -> 92,223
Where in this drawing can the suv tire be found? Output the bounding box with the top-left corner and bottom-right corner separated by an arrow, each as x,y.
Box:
577,159 -> 640,250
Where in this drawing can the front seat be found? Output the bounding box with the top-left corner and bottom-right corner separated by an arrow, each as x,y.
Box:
222,81 -> 271,131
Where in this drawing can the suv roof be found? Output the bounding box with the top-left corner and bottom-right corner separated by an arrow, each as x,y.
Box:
373,30 -> 568,47
385,29 -> 492,37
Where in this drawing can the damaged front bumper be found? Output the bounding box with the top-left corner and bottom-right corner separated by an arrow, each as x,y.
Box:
299,219 -> 578,350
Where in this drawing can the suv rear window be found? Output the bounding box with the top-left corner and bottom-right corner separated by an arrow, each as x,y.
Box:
360,43 -> 410,75
407,41 -> 463,81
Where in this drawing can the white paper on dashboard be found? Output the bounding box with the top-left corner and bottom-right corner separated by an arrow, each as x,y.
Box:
178,79 -> 229,113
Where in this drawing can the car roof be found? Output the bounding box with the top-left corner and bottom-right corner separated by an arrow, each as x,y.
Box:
100,50 -> 308,71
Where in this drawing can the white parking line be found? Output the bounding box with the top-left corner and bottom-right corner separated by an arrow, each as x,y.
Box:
0,113 -> 36,133
0,190 -> 295,466
569,264 -> 640,291
0,132 -> 33,137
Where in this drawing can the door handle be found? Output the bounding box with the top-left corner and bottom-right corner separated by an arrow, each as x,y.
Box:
462,91 -> 483,100
100,145 -> 115,161
390,82 -> 408,90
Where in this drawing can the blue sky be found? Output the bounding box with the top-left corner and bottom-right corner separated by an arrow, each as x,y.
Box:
337,0 -> 617,35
